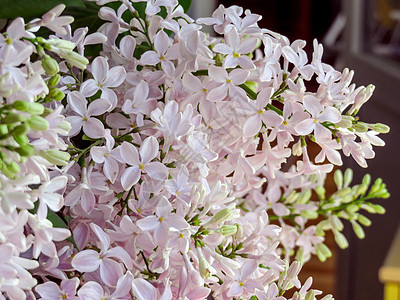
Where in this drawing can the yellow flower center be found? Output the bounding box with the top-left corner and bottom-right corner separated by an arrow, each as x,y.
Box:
6,38 -> 12,45
233,52 -> 239,58
202,88 -> 207,93
160,55 -> 165,61
61,294 -> 68,299
179,233 -> 184,238
239,282 -> 244,286
226,79 -> 231,83
257,110 -> 263,115
159,217 -> 164,222
83,117 -> 88,121
131,122 -> 136,128
139,164 -> 144,170
283,120 -> 288,125
313,119 -> 318,123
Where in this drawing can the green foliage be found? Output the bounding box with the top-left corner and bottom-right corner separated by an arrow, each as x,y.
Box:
0,0 -> 85,19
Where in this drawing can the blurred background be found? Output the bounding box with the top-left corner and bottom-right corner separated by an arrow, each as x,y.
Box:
190,0 -> 400,299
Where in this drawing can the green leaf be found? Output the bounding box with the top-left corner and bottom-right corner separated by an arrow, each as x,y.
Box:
179,0 -> 192,13
48,210 -> 78,248
0,0 -> 85,19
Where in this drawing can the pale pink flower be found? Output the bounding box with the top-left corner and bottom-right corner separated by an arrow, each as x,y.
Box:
35,278 -> 79,300
28,203 -> 71,258
295,95 -> 341,142
80,56 -> 126,109
136,197 -> 189,246
227,260 -> 263,297
121,80 -> 156,116
243,88 -> 284,137
36,175 -> 68,212
65,91 -> 111,139
120,136 -> 168,190
71,223 -> 133,286
206,65 -> 249,101
39,4 -> 74,35
213,27 -> 257,69
140,30 -> 174,71
90,129 -> 121,184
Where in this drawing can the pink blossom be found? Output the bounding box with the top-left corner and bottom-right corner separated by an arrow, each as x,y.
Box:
119,136 -> 168,190
65,91 -> 111,139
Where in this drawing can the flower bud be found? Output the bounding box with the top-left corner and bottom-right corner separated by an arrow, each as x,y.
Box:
235,223 -> 243,239
12,123 -> 30,136
369,178 -> 383,194
355,184 -> 368,197
7,161 -> 20,174
27,116 -> 49,131
12,100 -> 30,111
42,55 -> 60,76
334,169 -> 343,189
353,122 -> 368,132
346,204 -> 359,213
15,144 -> 34,157
0,161 -> 15,178
331,215 -> 344,231
48,74 -> 61,87
0,124 -> 8,135
4,113 -> 25,124
65,50 -> 89,69
305,290 -> 315,300
14,133 -> 28,146
285,191 -> 298,203
372,204 -> 385,214
352,221 -> 365,239
297,189 -> 312,204
362,173 -> 371,186
47,39 -> 75,51
198,255 -> 211,279
206,208 -> 231,226
334,231 -> 349,249
357,214 -> 371,227
301,209 -> 318,219
343,168 -> 353,187
373,123 -> 390,133
54,90 -> 65,101
41,149 -> 70,166
57,120 -> 72,134
315,186 -> 325,200
215,225 -> 237,236
336,115 -> 353,128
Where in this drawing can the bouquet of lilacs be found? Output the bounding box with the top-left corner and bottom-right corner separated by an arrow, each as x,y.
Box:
0,1 -> 391,299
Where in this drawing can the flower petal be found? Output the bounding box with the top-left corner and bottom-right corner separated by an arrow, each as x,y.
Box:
83,118 -> 105,139
91,223 -> 110,252
67,91 -> 87,117
121,166 -> 141,190
120,142 -> 140,165
140,136 -> 159,163
71,249 -> 101,272
132,278 -> 157,300
100,258 -> 123,287
145,162 -> 168,181
103,66 -> 126,88
154,30 -> 170,55
91,56 -> 108,83
87,98 -> 111,116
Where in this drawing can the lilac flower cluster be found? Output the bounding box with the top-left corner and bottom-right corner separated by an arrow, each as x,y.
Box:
0,1 -> 390,299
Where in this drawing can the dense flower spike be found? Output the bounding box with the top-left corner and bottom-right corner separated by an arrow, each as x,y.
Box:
0,1 -> 390,299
